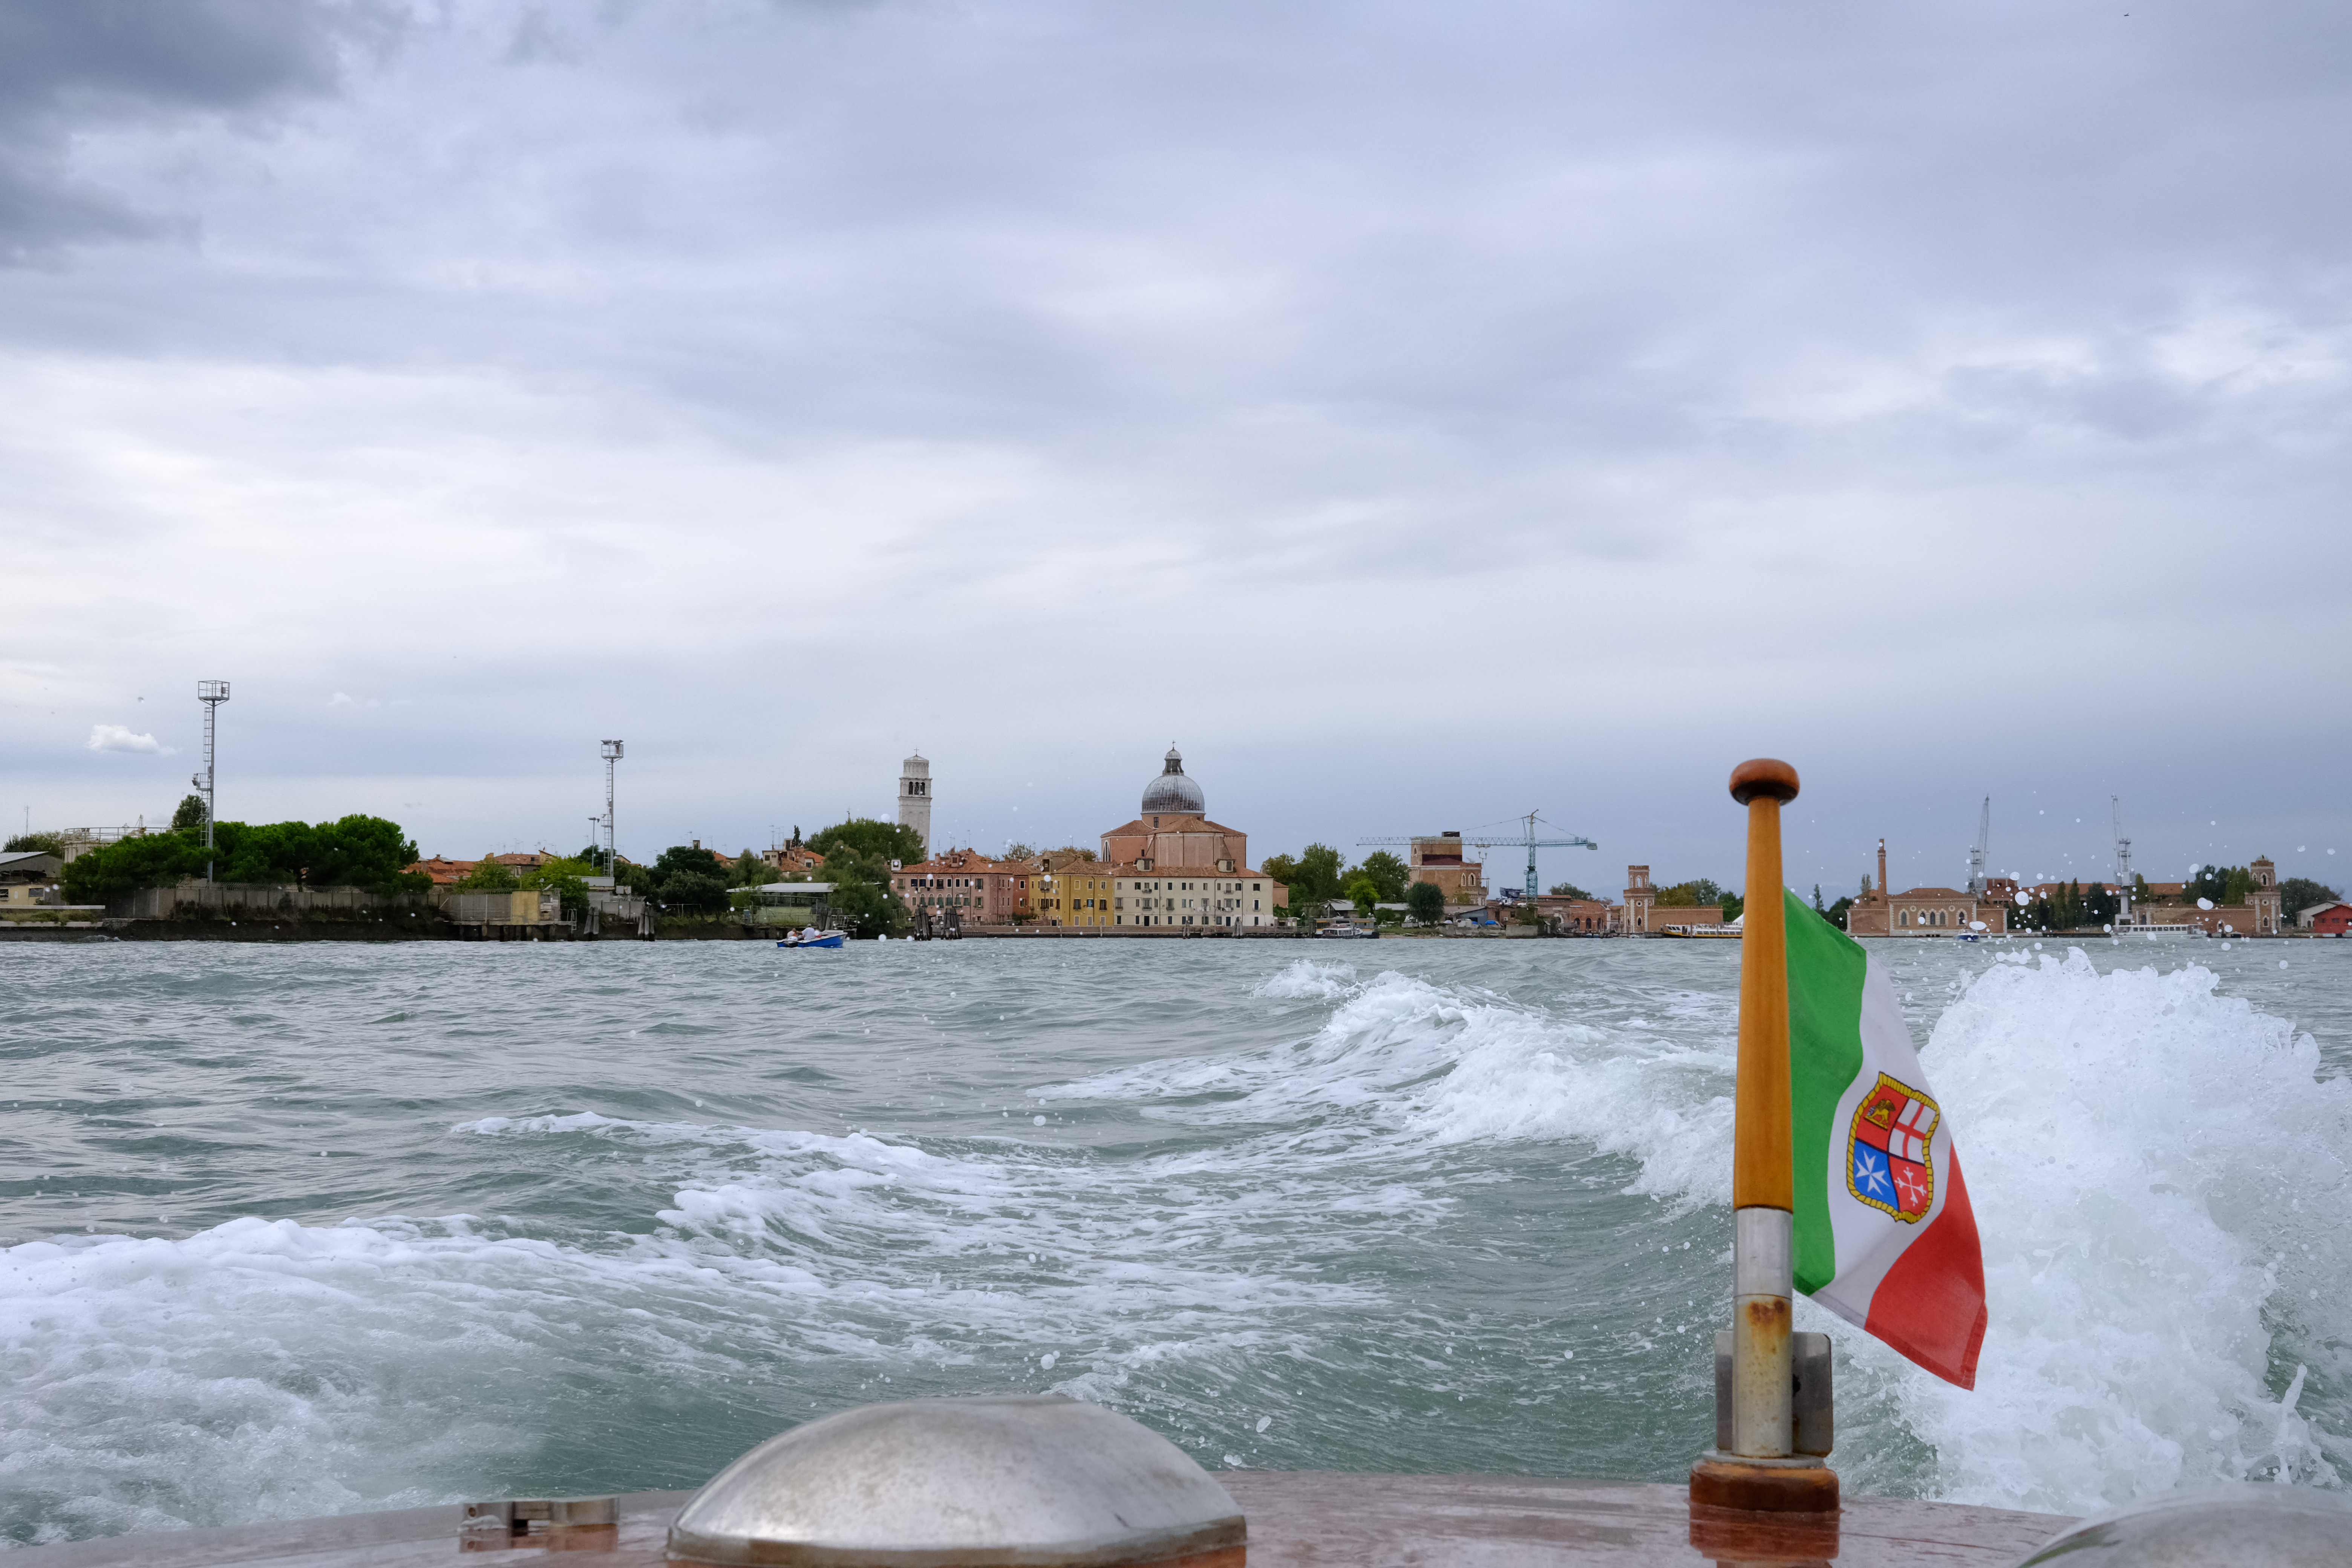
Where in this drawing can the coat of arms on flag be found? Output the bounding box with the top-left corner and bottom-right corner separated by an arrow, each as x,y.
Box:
1845,1072 -> 1939,1223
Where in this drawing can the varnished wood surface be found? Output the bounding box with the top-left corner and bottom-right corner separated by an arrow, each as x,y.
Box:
2,1477 -> 2067,1568
1732,791 -> 1793,1213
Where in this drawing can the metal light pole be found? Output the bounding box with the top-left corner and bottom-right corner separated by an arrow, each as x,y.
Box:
602,740 -> 624,884
194,681 -> 230,882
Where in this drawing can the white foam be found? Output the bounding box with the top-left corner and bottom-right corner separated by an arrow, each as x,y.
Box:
1254,960 -> 1358,1000
1807,950 -> 2352,1509
1046,955 -> 2351,1509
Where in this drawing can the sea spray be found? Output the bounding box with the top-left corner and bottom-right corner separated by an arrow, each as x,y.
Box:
1825,950 -> 2350,1509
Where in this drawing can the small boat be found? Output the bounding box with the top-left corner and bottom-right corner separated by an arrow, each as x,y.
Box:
778,929 -> 847,949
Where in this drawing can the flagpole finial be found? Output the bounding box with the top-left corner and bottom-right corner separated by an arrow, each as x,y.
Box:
1730,758 -> 1800,805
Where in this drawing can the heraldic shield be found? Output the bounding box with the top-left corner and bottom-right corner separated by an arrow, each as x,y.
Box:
1846,1071 -> 1940,1222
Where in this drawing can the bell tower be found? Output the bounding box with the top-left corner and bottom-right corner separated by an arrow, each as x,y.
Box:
2249,856 -> 2282,935
1624,865 -> 1654,936
898,752 -> 933,858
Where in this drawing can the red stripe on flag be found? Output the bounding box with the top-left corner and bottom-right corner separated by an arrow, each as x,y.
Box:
1862,1152 -> 1988,1389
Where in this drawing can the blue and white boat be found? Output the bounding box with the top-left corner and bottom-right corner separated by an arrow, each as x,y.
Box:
778,929 -> 846,949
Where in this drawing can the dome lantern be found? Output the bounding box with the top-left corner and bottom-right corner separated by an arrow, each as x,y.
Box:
1140,745 -> 1205,818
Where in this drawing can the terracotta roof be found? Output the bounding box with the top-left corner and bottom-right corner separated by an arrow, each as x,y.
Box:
900,848 -> 1036,876
1099,813 -> 1246,838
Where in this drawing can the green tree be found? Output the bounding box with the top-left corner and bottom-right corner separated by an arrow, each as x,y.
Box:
1656,878 -> 1723,908
1261,853 -> 1298,888
1356,850 -> 1409,903
729,850 -> 770,887
816,844 -> 911,938
1002,842 -> 1038,862
61,814 -> 425,901
809,817 -> 925,867
1720,892 -> 1745,923
1549,881 -> 1594,899
1407,880 -> 1446,926
1824,895 -> 1854,930
1343,874 -> 1384,922
1294,843 -> 1345,902
2280,877 -> 2342,920
170,793 -> 208,835
5,830 -> 66,854
1043,845 -> 1097,864
642,844 -> 732,911
522,854 -> 600,919
61,833 -> 196,902
2184,864 -> 2246,905
574,842 -> 612,872
457,853 -> 521,891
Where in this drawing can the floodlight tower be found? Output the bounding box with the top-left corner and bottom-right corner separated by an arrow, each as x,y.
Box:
2112,796 -> 2134,926
193,680 -> 230,882
602,740 -> 624,880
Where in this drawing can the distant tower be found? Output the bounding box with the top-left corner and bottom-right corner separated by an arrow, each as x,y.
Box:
1623,864 -> 1654,936
194,680 -> 230,882
898,752 -> 933,856
2249,856 -> 2281,935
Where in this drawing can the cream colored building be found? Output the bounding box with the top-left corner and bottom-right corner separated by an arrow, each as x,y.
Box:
1112,868 -> 1279,928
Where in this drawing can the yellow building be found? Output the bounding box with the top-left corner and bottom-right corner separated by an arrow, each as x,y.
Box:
1034,857 -> 1117,927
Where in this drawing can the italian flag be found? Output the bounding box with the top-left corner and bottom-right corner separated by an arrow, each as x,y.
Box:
1784,888 -> 1988,1388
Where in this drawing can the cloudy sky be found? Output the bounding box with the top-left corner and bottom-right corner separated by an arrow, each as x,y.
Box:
4,0 -> 2346,897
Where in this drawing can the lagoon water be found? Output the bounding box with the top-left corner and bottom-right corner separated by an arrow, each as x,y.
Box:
3,935 -> 2348,1545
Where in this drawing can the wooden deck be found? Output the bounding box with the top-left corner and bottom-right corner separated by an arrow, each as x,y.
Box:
3,1476 -> 2068,1568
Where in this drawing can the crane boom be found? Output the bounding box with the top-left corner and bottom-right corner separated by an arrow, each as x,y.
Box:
1357,811 -> 1598,899
1966,797 -> 1991,895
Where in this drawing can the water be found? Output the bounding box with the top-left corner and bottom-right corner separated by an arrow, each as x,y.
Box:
2,936 -> 2347,1545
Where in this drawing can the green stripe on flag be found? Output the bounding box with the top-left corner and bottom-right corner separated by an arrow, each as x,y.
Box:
1783,887 -> 1867,1294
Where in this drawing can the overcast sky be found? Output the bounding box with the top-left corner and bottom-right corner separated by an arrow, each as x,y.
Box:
4,0 -> 2346,897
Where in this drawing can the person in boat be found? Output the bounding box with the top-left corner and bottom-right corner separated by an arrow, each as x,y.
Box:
782,927 -> 802,947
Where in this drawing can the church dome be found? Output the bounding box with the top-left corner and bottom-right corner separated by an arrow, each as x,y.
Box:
1140,746 -> 1205,816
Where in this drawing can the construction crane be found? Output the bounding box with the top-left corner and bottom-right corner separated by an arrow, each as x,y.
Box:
2112,796 -> 2134,925
1966,797 -> 1991,895
1358,812 -> 1597,900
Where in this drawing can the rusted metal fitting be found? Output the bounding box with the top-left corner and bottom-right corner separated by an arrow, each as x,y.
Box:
1716,1330 -> 1833,1457
1730,1207 -> 1794,1458
463,1498 -> 620,1552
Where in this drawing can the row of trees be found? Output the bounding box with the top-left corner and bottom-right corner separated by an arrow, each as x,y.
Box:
59,803 -> 429,904
1260,844 -> 1416,924
614,817 -> 925,938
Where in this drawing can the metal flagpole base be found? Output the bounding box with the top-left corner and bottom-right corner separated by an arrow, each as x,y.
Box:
1689,1450 -> 1840,1514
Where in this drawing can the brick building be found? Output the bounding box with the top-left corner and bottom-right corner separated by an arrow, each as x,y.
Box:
893,849 -> 1035,924
1404,832 -> 1488,906
1844,839 -> 2010,936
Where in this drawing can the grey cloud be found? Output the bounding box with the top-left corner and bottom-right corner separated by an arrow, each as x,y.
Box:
0,0 -> 401,258
2,2 -> 2349,877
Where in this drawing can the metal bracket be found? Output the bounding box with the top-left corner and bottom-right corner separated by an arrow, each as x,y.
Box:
1715,1329 -> 1834,1457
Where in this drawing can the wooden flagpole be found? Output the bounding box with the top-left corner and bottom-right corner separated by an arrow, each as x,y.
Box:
1690,758 -> 1839,1514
